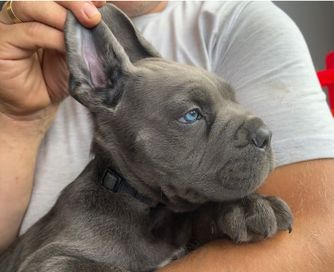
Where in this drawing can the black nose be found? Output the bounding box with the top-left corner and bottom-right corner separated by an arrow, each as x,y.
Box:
251,126 -> 272,149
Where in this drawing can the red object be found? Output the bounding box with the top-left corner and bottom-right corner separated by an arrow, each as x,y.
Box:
317,51 -> 334,115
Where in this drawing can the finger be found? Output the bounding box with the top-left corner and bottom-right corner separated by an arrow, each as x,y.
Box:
0,22 -> 64,60
0,1 -> 67,29
92,1 -> 106,8
57,1 -> 102,28
0,1 -> 103,30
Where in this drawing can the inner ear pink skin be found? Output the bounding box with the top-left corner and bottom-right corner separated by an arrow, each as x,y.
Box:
82,30 -> 107,88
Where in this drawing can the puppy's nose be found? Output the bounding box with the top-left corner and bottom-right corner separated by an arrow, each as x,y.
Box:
251,126 -> 272,149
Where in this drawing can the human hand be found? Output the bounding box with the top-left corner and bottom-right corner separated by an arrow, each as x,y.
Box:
0,1 -> 105,134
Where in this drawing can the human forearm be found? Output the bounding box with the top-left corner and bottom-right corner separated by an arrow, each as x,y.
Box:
0,114 -> 46,252
160,160 -> 334,271
160,216 -> 333,272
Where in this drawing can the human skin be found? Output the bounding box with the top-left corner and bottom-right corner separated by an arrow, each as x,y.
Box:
0,1 -> 333,271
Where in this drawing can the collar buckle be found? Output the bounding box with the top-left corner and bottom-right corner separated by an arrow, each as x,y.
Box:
99,167 -> 153,206
101,168 -> 124,192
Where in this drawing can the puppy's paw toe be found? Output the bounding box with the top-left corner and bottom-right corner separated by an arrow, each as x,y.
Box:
217,205 -> 248,243
265,196 -> 293,233
245,197 -> 278,239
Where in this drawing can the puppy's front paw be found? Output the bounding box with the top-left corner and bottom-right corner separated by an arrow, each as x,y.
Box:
217,194 -> 293,243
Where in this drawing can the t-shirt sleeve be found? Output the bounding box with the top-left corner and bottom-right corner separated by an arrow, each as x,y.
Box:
210,1 -> 334,167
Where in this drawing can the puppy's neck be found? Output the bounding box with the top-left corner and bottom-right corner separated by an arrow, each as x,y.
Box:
92,151 -> 165,207
91,144 -> 200,212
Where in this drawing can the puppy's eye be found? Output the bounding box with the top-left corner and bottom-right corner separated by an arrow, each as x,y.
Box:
178,109 -> 202,124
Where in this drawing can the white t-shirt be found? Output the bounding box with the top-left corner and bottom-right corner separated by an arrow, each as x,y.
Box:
20,1 -> 334,234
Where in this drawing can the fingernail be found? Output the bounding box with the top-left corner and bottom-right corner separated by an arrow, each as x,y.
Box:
94,1 -> 106,8
83,3 -> 100,19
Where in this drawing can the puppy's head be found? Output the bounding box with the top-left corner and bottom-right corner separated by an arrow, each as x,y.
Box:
65,4 -> 274,211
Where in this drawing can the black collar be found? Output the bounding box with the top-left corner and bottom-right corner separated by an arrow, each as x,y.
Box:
99,168 -> 153,206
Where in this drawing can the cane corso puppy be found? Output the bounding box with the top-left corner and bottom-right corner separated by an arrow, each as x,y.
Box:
0,4 -> 292,272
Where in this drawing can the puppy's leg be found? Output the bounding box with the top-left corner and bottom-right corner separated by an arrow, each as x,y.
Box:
23,256 -> 128,272
190,193 -> 293,247
18,243 -> 129,272
150,205 -> 193,248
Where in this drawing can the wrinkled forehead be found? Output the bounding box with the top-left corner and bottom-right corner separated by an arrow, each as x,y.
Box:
133,58 -> 235,104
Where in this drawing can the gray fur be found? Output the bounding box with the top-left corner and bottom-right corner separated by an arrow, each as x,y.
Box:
0,4 -> 292,272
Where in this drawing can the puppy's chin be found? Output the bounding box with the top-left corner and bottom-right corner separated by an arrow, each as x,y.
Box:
218,151 -> 274,201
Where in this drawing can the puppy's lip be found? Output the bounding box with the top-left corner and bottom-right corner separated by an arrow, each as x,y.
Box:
218,169 -> 268,200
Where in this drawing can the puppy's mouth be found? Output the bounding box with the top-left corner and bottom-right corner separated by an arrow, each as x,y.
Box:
218,148 -> 274,201
154,146 -> 274,210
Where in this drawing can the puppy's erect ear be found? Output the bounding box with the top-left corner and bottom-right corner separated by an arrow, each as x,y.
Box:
64,4 -> 160,110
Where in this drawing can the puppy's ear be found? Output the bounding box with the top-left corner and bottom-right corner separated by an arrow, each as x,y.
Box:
101,4 -> 161,62
64,4 -> 160,111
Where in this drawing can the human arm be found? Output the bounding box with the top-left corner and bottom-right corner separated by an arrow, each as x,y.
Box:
160,159 -> 334,271
0,1 -> 104,252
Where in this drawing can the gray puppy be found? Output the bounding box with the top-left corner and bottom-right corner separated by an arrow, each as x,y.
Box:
0,4 -> 292,272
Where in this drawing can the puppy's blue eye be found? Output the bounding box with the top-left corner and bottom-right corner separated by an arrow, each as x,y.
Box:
178,109 -> 202,124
